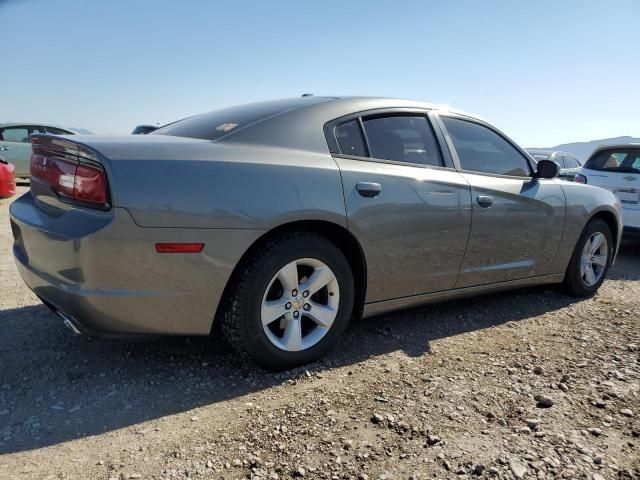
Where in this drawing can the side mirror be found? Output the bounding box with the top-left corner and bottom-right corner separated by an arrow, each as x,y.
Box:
534,159 -> 560,179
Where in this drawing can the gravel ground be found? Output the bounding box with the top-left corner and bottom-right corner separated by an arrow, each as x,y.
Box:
1,186 -> 638,480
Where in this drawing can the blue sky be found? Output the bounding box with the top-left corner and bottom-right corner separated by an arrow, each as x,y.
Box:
1,0 -> 638,146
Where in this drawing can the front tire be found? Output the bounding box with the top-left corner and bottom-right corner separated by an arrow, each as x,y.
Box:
564,218 -> 613,297
221,232 -> 354,371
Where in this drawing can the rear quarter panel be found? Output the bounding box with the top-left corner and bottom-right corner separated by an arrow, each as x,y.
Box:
103,142 -> 347,229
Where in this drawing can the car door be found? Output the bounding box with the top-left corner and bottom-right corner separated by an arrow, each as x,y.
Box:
326,111 -> 472,302
0,126 -> 43,177
436,114 -> 565,288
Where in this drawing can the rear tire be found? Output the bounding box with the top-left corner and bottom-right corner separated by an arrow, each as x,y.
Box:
564,218 -> 613,297
220,232 -> 354,371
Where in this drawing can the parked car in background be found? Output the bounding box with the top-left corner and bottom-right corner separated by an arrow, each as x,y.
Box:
526,149 -> 582,181
132,124 -> 159,134
0,155 -> 16,198
10,97 -> 622,370
0,124 -> 76,178
575,145 -> 640,236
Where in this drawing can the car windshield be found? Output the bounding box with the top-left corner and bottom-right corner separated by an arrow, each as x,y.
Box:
152,98 -> 329,141
585,148 -> 640,174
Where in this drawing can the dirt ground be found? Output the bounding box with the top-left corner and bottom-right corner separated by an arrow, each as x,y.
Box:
0,186 -> 638,480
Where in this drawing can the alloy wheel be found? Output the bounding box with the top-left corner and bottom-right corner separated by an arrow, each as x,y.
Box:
579,232 -> 608,286
261,258 -> 340,352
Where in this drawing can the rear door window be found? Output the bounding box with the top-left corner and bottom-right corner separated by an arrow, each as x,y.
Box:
361,115 -> 443,167
585,149 -> 640,174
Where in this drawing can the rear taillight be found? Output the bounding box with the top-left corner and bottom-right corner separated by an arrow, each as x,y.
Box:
74,164 -> 108,204
31,153 -> 108,207
574,174 -> 587,184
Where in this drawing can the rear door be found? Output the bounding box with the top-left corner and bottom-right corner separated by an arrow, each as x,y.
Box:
436,114 -> 565,287
582,148 -> 640,228
326,110 -> 472,302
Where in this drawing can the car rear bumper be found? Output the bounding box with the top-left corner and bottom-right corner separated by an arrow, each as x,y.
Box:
10,192 -> 263,337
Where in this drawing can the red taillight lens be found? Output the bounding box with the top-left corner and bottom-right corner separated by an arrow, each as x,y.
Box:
574,174 -> 587,184
74,164 -> 107,204
30,154 -> 108,207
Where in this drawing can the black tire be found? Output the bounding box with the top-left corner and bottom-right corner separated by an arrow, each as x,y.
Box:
220,232 -> 354,371
564,218 -> 613,297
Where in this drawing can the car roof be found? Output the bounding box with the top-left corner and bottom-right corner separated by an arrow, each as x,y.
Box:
209,95 -> 486,122
153,96 -> 495,154
320,96 -> 486,121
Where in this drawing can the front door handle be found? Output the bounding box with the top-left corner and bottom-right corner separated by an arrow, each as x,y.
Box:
356,182 -> 382,198
0,146 -> 9,151
476,195 -> 493,208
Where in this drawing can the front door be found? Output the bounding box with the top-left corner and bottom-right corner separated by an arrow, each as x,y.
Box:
437,115 -> 565,288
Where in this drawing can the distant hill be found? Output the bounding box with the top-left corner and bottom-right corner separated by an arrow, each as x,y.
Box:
530,136 -> 640,162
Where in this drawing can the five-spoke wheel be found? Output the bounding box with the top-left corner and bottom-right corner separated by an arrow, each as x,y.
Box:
579,232 -> 608,286
221,233 -> 354,370
565,218 -> 613,296
261,258 -> 340,352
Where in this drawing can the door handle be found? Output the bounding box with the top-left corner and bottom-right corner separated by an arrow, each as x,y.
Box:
0,146 -> 9,151
476,195 -> 493,208
356,182 -> 382,198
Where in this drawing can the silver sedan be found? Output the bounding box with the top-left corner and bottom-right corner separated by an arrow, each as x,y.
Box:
10,97 -> 622,370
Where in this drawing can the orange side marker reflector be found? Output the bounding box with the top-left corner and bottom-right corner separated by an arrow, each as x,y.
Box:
155,243 -> 204,253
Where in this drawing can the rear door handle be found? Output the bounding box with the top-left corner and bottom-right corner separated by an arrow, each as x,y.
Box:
0,146 -> 9,151
356,182 -> 382,198
476,195 -> 493,208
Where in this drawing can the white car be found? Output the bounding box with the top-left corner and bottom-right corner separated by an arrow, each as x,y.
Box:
575,145 -> 640,235
526,149 -> 582,181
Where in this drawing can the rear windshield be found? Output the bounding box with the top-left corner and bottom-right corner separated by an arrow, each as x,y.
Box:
152,98 -> 327,141
585,148 -> 640,174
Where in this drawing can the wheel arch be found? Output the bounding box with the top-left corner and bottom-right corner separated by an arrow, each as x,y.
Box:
589,209 -> 620,253
212,220 -> 367,333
